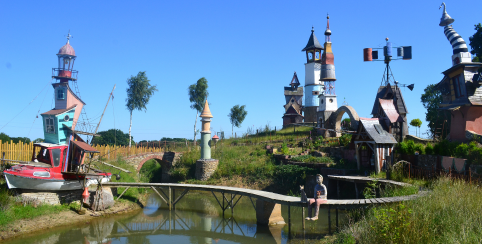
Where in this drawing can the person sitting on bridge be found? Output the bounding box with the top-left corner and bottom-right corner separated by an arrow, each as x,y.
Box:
306,174 -> 327,221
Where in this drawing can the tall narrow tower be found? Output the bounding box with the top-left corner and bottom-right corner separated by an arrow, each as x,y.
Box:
317,15 -> 338,129
302,27 -> 324,123
41,33 -> 86,145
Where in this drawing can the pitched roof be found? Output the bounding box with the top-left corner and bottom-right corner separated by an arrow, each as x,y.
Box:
284,105 -> 303,116
371,84 -> 408,115
41,105 -> 76,116
72,140 -> 99,153
51,83 -> 86,105
379,98 -> 402,123
302,28 -> 323,51
359,118 -> 397,144
290,72 -> 300,86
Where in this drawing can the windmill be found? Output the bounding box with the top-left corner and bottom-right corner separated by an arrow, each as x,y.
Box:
363,38 -> 414,89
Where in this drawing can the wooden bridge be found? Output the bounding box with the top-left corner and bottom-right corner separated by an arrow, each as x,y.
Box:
99,175 -> 426,233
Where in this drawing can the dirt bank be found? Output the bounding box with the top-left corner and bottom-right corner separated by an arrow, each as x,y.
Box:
0,197 -> 147,242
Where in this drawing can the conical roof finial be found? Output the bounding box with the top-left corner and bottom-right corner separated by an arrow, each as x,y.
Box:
439,2 -> 454,26
200,100 -> 213,118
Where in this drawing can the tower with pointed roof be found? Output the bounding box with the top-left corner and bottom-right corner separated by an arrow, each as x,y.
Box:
195,100 -> 219,181
317,15 -> 338,129
302,27 -> 324,123
434,3 -> 482,141
41,33 -> 86,145
283,72 -> 304,126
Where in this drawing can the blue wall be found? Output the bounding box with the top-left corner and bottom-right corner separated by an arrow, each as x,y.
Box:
42,108 -> 75,145
304,85 -> 323,107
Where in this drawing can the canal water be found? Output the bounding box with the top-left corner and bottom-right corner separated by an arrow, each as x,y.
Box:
5,191 -> 346,244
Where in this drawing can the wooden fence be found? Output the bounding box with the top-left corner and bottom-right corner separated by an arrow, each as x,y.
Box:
0,140 -> 191,162
398,163 -> 482,184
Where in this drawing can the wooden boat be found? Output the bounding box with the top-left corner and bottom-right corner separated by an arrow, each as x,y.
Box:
3,141 -> 111,191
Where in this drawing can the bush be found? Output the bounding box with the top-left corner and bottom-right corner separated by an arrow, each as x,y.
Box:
340,134 -> 352,147
425,143 -> 434,155
0,187 -> 10,212
280,142 -> 289,155
290,155 -> 334,164
454,143 -> 469,159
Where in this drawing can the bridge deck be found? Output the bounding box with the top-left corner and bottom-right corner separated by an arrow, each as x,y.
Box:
328,175 -> 411,187
100,180 -> 423,209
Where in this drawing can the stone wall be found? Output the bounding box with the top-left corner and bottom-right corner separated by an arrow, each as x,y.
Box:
195,159 -> 219,181
17,189 -> 83,205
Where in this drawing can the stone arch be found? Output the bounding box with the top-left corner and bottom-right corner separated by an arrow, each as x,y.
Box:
330,105 -> 360,137
136,155 -> 169,173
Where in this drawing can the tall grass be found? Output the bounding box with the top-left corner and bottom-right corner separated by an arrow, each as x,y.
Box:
338,177 -> 482,243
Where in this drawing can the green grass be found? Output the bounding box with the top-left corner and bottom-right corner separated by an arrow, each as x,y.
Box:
171,142 -> 317,194
0,180 -> 76,229
335,177 -> 482,243
291,155 -> 334,164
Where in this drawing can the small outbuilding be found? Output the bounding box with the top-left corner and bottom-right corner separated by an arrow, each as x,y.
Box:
353,118 -> 398,173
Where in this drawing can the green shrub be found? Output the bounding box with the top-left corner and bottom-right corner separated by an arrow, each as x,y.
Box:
454,143 -> 469,159
414,143 -> 425,155
290,155 -> 334,164
280,142 -> 289,155
340,134 -> 352,147
425,143 -> 434,155
0,186 -> 10,212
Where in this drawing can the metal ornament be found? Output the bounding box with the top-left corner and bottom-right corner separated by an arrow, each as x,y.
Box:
439,2 -> 454,26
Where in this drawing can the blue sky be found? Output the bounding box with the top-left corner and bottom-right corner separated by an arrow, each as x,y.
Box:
0,0 -> 481,141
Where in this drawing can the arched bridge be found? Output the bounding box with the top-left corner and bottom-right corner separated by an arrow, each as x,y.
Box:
124,152 -> 182,181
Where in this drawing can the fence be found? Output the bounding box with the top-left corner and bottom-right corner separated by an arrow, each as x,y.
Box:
0,140 -> 192,162
396,162 -> 482,184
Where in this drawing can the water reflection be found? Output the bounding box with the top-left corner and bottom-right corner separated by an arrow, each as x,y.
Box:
5,192 -> 344,244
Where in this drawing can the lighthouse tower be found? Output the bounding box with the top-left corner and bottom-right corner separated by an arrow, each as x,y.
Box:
317,15 -> 338,128
302,27 -> 324,123
41,33 -> 85,145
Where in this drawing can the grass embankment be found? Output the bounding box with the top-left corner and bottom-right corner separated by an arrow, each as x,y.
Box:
0,157 -> 146,231
0,182 -> 76,229
332,177 -> 482,244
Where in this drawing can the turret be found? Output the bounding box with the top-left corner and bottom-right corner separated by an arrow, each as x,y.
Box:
302,27 -> 324,123
439,2 -> 471,66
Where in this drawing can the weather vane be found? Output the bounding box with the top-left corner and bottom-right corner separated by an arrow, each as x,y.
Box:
66,30 -> 72,43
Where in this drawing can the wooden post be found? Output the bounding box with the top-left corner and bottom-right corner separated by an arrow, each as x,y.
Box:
302,207 -> 305,230
328,205 -> 331,234
288,204 -> 291,238
408,163 -> 411,179
469,167 -> 472,184
173,189 -> 176,210
354,182 -> 358,199
168,187 -> 172,211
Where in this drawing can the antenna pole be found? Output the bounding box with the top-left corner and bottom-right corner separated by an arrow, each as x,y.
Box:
92,84 -> 116,143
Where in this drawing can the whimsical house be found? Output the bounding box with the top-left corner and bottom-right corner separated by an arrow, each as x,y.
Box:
434,3 -> 482,141
283,72 -> 304,126
302,27 -> 324,123
353,118 -> 397,173
371,83 -> 408,142
41,35 -> 85,145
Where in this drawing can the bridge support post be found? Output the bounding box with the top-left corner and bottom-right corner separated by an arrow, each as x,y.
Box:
328,205 -> 332,234
255,199 -> 286,226
168,187 -> 172,211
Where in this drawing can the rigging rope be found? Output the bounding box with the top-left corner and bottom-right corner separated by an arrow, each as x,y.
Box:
0,79 -> 52,131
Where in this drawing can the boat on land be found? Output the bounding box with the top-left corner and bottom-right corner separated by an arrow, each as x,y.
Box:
2,34 -> 112,191
4,142 -> 111,191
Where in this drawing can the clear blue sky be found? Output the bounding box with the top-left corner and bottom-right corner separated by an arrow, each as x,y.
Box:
0,0 -> 481,142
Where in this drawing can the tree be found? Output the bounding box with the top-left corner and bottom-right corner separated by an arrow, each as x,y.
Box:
188,77 -> 209,146
421,84 -> 450,139
126,71 -> 157,148
33,138 -> 44,143
91,129 -> 133,146
410,118 -> 422,137
228,105 -> 248,138
341,118 -> 351,131
0,132 -> 10,142
469,23 -> 482,64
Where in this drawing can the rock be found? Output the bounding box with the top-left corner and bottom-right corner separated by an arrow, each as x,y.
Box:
84,187 -> 115,211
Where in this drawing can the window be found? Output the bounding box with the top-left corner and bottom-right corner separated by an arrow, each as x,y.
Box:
453,74 -> 465,98
45,117 -> 55,134
57,88 -> 65,100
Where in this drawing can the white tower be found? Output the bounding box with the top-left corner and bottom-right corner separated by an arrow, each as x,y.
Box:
302,27 -> 324,123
